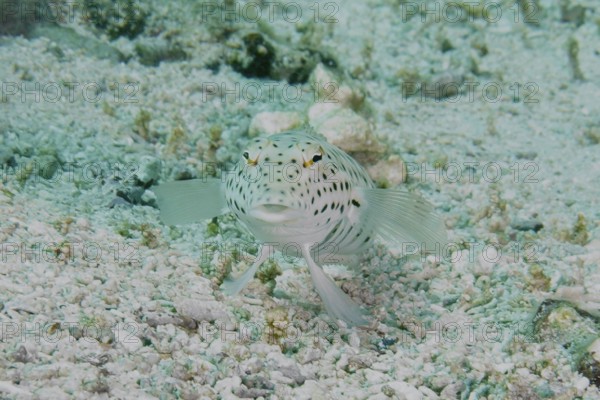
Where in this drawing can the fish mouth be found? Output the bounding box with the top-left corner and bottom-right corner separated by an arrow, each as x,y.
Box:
249,204 -> 303,223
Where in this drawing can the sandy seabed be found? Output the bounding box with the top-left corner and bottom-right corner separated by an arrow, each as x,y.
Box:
1,0 -> 600,399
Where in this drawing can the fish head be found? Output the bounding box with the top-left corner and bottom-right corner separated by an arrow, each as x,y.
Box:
225,131 -> 352,241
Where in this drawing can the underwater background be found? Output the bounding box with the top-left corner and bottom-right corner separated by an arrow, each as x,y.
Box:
1,0 -> 600,398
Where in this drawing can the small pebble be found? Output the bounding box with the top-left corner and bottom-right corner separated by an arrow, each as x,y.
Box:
248,111 -> 303,137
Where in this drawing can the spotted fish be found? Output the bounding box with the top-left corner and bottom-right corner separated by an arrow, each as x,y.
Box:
154,130 -> 446,326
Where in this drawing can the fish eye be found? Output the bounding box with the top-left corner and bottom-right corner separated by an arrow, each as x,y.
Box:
242,151 -> 249,160
312,153 -> 323,163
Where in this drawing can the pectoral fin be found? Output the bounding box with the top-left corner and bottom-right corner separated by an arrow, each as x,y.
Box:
153,178 -> 226,225
359,187 -> 447,253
